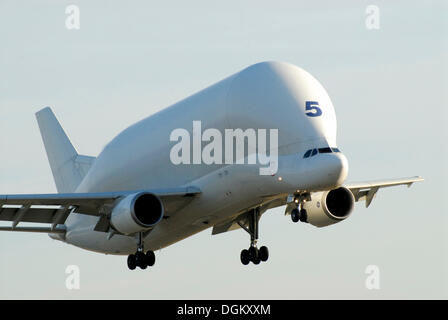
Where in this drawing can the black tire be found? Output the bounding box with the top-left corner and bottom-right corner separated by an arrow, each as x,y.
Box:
299,209 -> 307,222
259,246 -> 269,262
145,251 -> 156,267
136,251 -> 147,269
248,246 -> 258,263
240,249 -> 250,265
127,254 -> 136,270
253,255 -> 261,265
291,208 -> 300,223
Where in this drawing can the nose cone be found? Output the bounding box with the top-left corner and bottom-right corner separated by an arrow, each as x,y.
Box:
328,153 -> 349,186
304,152 -> 349,190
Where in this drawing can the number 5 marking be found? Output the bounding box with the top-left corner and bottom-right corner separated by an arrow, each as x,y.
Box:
305,101 -> 322,117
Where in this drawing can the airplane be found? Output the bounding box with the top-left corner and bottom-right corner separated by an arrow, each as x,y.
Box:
0,61 -> 423,270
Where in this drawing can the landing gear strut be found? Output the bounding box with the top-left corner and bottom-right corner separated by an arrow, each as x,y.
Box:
127,232 -> 156,270
239,207 -> 269,265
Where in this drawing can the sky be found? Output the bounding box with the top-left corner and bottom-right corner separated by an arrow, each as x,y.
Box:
0,0 -> 446,299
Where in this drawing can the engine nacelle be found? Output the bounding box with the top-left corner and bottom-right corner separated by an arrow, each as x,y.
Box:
302,187 -> 354,227
110,192 -> 164,235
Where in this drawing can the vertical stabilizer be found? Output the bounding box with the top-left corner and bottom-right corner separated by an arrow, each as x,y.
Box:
35,107 -> 92,193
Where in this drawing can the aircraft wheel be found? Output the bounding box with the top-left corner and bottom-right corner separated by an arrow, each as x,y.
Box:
127,254 -> 137,270
240,249 -> 250,265
259,246 -> 269,262
136,251 -> 147,269
248,246 -> 258,263
299,209 -> 307,222
291,209 -> 300,223
146,251 -> 156,267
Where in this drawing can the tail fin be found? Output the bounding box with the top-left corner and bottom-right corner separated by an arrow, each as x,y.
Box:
35,107 -> 95,193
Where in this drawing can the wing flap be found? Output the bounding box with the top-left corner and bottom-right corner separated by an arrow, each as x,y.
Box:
0,206 -> 61,224
0,226 -> 66,233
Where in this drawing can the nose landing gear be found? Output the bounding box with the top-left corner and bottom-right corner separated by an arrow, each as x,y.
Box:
290,193 -> 309,223
291,207 -> 307,223
239,207 -> 269,266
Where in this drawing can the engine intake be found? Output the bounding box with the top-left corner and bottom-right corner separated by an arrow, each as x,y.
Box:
302,187 -> 354,227
110,192 -> 164,235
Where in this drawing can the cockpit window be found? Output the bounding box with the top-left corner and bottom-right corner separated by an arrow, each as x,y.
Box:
303,147 -> 341,158
318,147 -> 332,153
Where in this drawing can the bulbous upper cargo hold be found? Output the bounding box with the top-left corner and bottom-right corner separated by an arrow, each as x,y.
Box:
226,61 -> 337,149
76,61 -> 338,193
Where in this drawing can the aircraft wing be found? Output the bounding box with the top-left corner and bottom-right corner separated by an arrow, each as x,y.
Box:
212,176 -> 423,235
0,186 -> 201,233
345,176 -> 423,208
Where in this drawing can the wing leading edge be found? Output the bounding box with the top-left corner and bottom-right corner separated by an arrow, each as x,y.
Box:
345,176 -> 423,208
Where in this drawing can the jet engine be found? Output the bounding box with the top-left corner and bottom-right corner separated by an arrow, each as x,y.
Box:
110,192 -> 164,235
302,187 -> 354,227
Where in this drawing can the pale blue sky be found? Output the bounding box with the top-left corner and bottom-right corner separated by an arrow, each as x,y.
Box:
0,0 -> 446,299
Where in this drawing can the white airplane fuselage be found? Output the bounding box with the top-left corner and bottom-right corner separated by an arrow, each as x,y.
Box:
61,61 -> 348,255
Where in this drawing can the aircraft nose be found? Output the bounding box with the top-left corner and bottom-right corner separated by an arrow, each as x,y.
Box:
304,151 -> 349,190
328,152 -> 349,186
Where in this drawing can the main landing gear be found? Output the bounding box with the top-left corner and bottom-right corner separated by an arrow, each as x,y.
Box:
127,232 -> 156,270
239,207 -> 269,265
